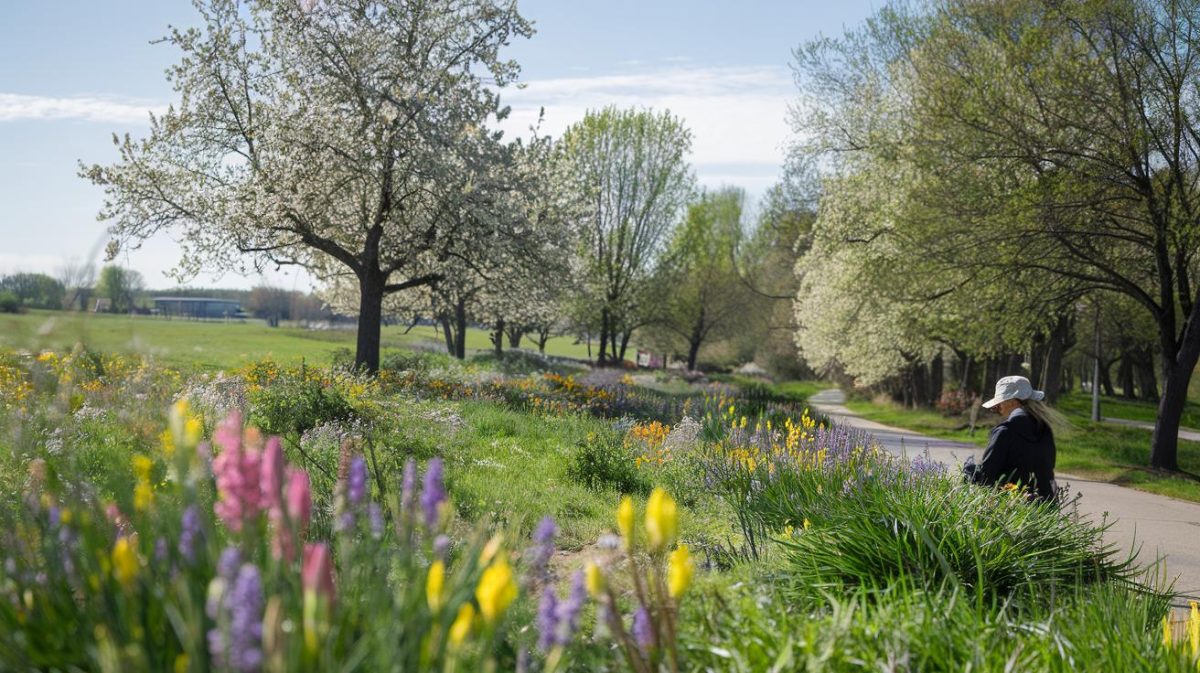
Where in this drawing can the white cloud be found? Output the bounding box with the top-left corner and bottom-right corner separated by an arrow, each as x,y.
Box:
0,93 -> 164,124
498,65 -> 796,194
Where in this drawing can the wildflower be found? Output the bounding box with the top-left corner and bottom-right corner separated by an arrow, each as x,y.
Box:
668,545 -> 694,598
644,488 -> 678,553
537,589 -> 558,651
476,556 -> 518,623
480,533 -> 504,565
211,412 -> 263,533
420,458 -> 446,530
260,437 -> 285,511
111,537 -> 139,589
1163,615 -> 1173,647
347,456 -> 367,506
132,454 -> 155,512
426,560 -> 446,612
449,603 -> 475,647
227,565 -> 264,671
631,606 -> 654,652
179,506 -> 202,566
368,502 -> 384,539
527,516 -> 556,581
585,562 -> 606,598
286,469 -> 312,530
302,543 -> 335,654
1190,601 -> 1200,657
433,534 -> 451,559
553,571 -> 587,647
400,458 -> 417,522
617,496 -> 634,545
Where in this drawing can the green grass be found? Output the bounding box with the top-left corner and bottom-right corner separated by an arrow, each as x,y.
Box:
0,309 -> 601,370
844,396 -> 1200,503
1057,390 -> 1200,430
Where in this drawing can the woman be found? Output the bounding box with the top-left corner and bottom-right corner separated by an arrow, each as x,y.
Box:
968,375 -> 1068,502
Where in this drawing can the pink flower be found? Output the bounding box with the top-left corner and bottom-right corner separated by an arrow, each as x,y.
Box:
273,468 -> 313,561
302,543 -> 335,603
260,437 -> 285,512
211,412 -> 263,533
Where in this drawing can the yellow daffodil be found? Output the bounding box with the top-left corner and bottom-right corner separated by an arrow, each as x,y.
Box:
111,537 -> 139,589
644,488 -> 678,553
475,556 -> 517,623
426,560 -> 446,612
585,561 -> 606,598
449,603 -> 475,646
617,496 -> 634,544
668,544 -> 694,598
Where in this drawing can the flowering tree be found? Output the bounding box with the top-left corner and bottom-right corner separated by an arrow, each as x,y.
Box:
560,107 -> 694,365
82,0 -> 532,372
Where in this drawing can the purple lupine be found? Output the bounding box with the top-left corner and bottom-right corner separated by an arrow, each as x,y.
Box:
527,516 -> 557,582
217,547 -> 241,580
631,606 -> 654,652
347,456 -> 367,506
227,565 -> 264,672
536,589 -> 559,651
179,505 -> 202,565
553,571 -> 587,646
154,537 -> 169,565
433,534 -> 451,559
368,503 -> 384,540
420,458 -> 445,530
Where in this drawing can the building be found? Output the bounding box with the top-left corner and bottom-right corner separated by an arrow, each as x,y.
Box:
153,297 -> 244,320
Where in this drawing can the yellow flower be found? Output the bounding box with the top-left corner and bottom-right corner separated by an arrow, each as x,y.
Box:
134,482 -> 154,512
449,603 -> 475,646
426,560 -> 446,612
668,545 -> 694,598
617,496 -> 634,544
1190,601 -> 1200,657
803,518 -> 811,530
475,556 -> 517,623
585,561 -> 606,598
174,654 -> 190,673
644,488 -> 678,553
111,537 -> 139,589
183,417 -> 203,448
132,454 -> 153,481
1163,615 -> 1173,647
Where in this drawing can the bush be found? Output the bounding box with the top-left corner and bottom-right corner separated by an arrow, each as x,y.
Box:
247,376 -> 357,439
566,430 -> 651,495
0,291 -> 21,314
936,388 -> 977,415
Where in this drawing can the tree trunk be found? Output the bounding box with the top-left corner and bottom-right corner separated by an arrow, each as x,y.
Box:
354,272 -> 385,373
492,318 -> 505,358
1118,354 -> 1136,399
597,309 -> 610,366
1041,316 -> 1068,404
1029,333 -> 1046,391
618,329 -> 633,363
506,324 -> 524,349
686,339 -> 701,371
440,316 -> 456,355
1151,311 -> 1200,470
453,300 -> 467,359
1099,359 -> 1116,397
929,352 -> 944,403
1136,349 -> 1158,401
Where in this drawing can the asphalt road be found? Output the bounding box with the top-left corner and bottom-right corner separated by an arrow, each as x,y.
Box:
809,389 -> 1200,604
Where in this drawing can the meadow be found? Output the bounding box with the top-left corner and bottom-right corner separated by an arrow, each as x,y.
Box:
0,328 -> 1195,671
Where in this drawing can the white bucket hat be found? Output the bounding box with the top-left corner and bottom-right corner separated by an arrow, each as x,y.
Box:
981,375 -> 1045,409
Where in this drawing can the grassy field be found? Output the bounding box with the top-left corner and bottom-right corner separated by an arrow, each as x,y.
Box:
0,309 -> 600,370
845,394 -> 1200,502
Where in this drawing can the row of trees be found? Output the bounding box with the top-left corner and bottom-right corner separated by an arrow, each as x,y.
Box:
789,0 -> 1200,470
88,0 -> 805,376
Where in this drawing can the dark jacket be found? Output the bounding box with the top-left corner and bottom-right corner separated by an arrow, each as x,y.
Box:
971,408 -> 1057,502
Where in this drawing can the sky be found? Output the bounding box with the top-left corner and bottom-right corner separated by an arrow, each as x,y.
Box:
0,0 -> 879,291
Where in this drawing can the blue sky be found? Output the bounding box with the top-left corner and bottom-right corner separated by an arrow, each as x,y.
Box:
0,1 -> 878,290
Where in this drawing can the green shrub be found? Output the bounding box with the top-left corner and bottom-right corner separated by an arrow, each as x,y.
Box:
0,291 -> 21,314
566,431 -> 650,495
247,376 -> 356,438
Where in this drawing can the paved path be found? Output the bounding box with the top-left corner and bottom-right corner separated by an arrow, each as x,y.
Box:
810,389 -> 1200,603
1100,416 -> 1200,443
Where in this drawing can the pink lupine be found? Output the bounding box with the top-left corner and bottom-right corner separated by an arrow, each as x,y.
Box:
260,437 -> 285,512
211,412 -> 263,533
273,468 -> 312,561
302,543 -> 335,604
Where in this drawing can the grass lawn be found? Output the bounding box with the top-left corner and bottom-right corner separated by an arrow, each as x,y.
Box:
0,309 -> 602,370
844,395 -> 1200,503
1056,390 -> 1200,430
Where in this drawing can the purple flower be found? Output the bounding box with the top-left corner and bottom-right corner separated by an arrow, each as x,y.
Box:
537,589 -> 558,651
527,516 -> 557,581
218,547 -> 242,580
554,571 -> 587,646
155,537 -> 169,564
368,503 -> 384,539
347,456 -> 367,506
420,458 -> 446,530
534,516 -> 557,546
631,606 -> 654,652
228,565 -> 264,672
179,505 -> 202,565
433,534 -> 451,559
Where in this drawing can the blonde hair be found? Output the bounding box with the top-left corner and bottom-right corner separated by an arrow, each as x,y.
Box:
1022,398 -> 1073,437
